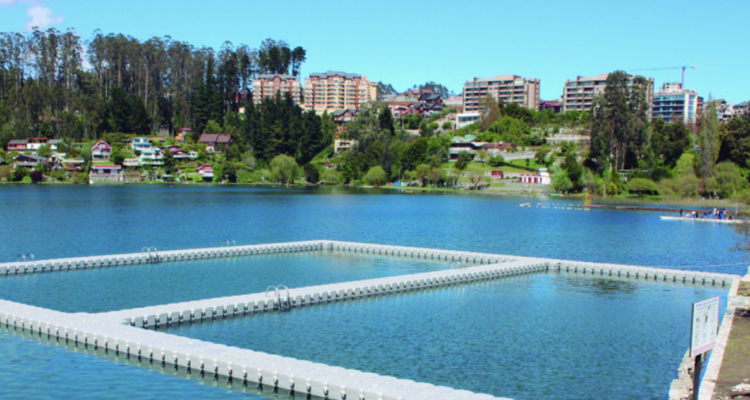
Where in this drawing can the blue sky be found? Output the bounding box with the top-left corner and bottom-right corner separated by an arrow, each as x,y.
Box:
1,0 -> 748,103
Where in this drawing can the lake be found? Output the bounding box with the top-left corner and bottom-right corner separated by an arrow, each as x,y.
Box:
0,185 -> 745,399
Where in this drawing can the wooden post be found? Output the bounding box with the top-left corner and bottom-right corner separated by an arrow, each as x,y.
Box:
692,353 -> 703,400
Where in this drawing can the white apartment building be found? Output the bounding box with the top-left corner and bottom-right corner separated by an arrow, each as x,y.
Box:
562,73 -> 654,114
651,83 -> 698,124
304,71 -> 377,114
462,75 -> 540,112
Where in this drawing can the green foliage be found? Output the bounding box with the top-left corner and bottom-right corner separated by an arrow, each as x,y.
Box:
363,166 -> 387,186
111,148 -> 126,166
98,87 -> 151,135
0,165 -> 10,181
72,172 -> 88,184
454,152 -> 472,170
589,70 -> 651,171
11,167 -> 28,182
718,114 -> 750,169
699,99 -> 721,177
659,175 -> 701,198
205,120 -> 223,133
409,81 -> 454,98
269,154 -> 298,184
415,164 -> 432,186
378,106 -> 395,135
320,168 -> 343,184
535,147 -> 551,166
651,120 -> 691,167
303,163 -> 319,183
36,144 -> 52,158
561,153 -> 583,191
50,169 -> 67,181
627,178 -> 659,195
376,82 -> 397,98
162,150 -> 177,175
674,153 -> 697,177
551,167 -> 572,193
488,154 -> 505,167
713,162 -> 748,198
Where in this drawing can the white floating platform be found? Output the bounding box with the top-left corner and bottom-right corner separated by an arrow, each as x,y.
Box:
0,240 -> 741,400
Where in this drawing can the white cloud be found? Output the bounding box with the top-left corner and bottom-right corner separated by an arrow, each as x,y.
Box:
25,5 -> 63,31
0,0 -> 26,6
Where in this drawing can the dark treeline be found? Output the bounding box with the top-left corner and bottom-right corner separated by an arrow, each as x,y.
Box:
0,28 -> 306,144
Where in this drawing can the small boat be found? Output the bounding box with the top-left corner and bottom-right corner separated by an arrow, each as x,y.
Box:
660,216 -> 744,224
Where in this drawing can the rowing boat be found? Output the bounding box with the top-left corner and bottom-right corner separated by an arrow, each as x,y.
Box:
660,216 -> 744,224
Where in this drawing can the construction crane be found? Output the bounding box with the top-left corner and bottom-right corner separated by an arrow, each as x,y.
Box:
629,65 -> 696,87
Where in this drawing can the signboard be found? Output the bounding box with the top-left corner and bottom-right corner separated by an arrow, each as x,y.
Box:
690,297 -> 721,358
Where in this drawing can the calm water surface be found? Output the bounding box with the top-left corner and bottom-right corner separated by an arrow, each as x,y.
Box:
0,185 -> 744,399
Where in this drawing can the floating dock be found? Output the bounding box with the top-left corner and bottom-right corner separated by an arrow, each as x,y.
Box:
0,240 -> 741,400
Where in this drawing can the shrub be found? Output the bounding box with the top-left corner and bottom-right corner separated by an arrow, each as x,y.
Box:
488,155 -> 505,167
0,165 -> 10,181
320,169 -> 342,184
627,178 -> 659,196
454,152 -> 472,170
304,164 -> 320,184
363,166 -> 387,186
72,172 -> 89,184
661,176 -> 700,197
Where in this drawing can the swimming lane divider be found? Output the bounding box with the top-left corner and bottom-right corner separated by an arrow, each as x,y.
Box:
0,240 -> 520,278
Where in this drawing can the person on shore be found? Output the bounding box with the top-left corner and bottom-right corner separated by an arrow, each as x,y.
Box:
679,208 -> 683,217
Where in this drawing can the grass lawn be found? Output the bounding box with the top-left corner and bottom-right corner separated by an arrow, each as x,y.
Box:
506,159 -> 546,170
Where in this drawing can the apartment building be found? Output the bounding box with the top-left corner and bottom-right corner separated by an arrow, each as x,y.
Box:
462,75 -> 540,112
562,73 -> 654,114
252,74 -> 302,104
304,71 -> 377,114
651,83 -> 698,124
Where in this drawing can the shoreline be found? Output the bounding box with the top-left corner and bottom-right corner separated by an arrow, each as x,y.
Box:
2,180 -> 746,210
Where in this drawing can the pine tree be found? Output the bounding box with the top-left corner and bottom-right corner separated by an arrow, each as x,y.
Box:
379,105 -> 395,135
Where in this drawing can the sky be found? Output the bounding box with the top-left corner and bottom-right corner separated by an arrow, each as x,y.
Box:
1,0 -> 748,103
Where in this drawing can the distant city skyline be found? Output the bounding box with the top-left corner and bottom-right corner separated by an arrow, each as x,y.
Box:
0,0 -> 748,103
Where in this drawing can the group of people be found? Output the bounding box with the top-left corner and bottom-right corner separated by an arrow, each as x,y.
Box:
679,208 -> 733,220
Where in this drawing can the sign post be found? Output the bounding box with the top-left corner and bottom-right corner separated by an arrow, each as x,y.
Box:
690,297 -> 720,400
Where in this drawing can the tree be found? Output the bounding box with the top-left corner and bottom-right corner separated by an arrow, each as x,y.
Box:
303,163 -> 319,183
718,115 -> 750,169
162,149 -> 177,175
378,106 -> 395,135
589,70 -> 651,172
552,167 -> 573,193
699,98 -> 721,177
36,144 -> 52,157
561,153 -> 583,191
468,171 -> 487,190
415,164 -> 432,186
363,166 -> 387,186
478,94 -> 502,131
269,154 -> 298,185
411,81 -> 453,98
321,168 -> 342,184
376,82 -> 397,99
454,151 -> 472,170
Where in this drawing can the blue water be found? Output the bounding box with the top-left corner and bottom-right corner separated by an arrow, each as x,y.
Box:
0,185 -> 745,399
0,253 -> 450,312
166,274 -> 727,400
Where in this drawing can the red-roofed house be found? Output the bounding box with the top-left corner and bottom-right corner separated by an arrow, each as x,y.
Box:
199,134 -> 232,153
6,139 -> 27,151
197,164 -> 214,181
89,165 -> 123,183
91,140 -> 112,159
